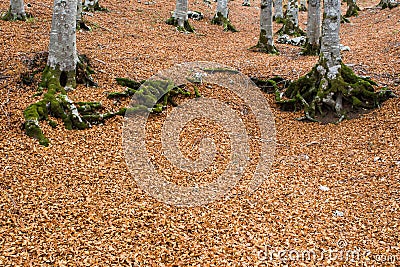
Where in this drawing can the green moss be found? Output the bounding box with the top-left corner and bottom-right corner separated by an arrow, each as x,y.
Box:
301,41 -> 320,56
276,20 -> 305,37
166,16 -> 195,33
211,12 -> 238,32
275,62 -> 395,122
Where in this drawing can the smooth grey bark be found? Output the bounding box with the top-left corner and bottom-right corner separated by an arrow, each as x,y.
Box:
254,0 -> 278,53
303,0 -> 321,54
273,0 -> 283,21
277,0 -> 304,36
320,0 -> 341,73
174,0 -> 189,27
3,0 -> 26,20
47,0 -> 78,89
216,0 -> 228,17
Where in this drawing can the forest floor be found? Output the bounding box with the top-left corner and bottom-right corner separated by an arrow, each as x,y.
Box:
1,0 -> 400,265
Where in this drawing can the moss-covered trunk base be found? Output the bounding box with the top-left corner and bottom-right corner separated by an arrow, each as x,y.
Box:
211,12 -> 238,32
301,41 -> 320,56
345,1 -> 360,17
24,55 -> 111,146
166,17 -> 195,33
276,22 -> 305,37
1,7 -> 29,21
275,62 -> 396,123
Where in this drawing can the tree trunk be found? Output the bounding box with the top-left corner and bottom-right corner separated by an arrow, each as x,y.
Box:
277,0 -> 305,36
275,0 -> 395,122
166,0 -> 194,32
345,0 -> 360,17
273,0 -> 284,23
2,0 -> 26,20
302,0 -> 321,55
212,0 -> 237,32
46,0 -> 78,90
251,0 -> 278,53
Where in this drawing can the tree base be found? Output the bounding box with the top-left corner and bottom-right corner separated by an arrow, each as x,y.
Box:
211,12 -> 238,32
345,3 -> 360,17
276,23 -> 305,37
24,55 -> 106,146
249,43 -> 279,54
166,17 -> 195,33
1,7 -> 31,21
275,62 -> 396,123
301,42 -> 320,56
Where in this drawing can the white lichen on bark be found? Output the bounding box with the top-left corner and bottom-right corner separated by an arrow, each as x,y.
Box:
286,0 -> 299,29
273,0 -> 283,21
47,0 -> 78,89
77,0 -> 82,24
174,0 -> 189,27
84,0 -> 98,11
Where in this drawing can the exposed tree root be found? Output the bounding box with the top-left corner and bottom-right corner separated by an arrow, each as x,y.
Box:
166,17 -> 195,33
108,78 -> 192,113
275,62 -> 397,123
23,55 -> 110,146
211,12 -> 238,32
341,15 -> 350,23
251,76 -> 289,93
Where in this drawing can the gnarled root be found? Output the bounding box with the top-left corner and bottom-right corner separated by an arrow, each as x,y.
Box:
211,12 -> 238,32
275,63 -> 397,123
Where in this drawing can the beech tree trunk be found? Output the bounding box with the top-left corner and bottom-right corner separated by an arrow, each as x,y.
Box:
212,0 -> 237,31
216,0 -> 228,17
166,0 -> 194,32
252,0 -> 278,53
277,0 -> 305,36
46,0 -> 78,90
275,0 -> 395,122
302,0 -> 321,55
174,0 -> 189,28
2,0 -> 26,20
273,0 -> 284,22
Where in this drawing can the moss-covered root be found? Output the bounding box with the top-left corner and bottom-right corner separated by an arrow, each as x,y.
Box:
301,41 -> 320,56
211,12 -> 238,32
109,78 -> 193,113
345,0 -> 360,17
1,7 -> 28,21
341,15 -> 350,23
275,63 -> 397,122
166,17 -> 195,33
273,16 -> 285,24
276,23 -> 305,37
